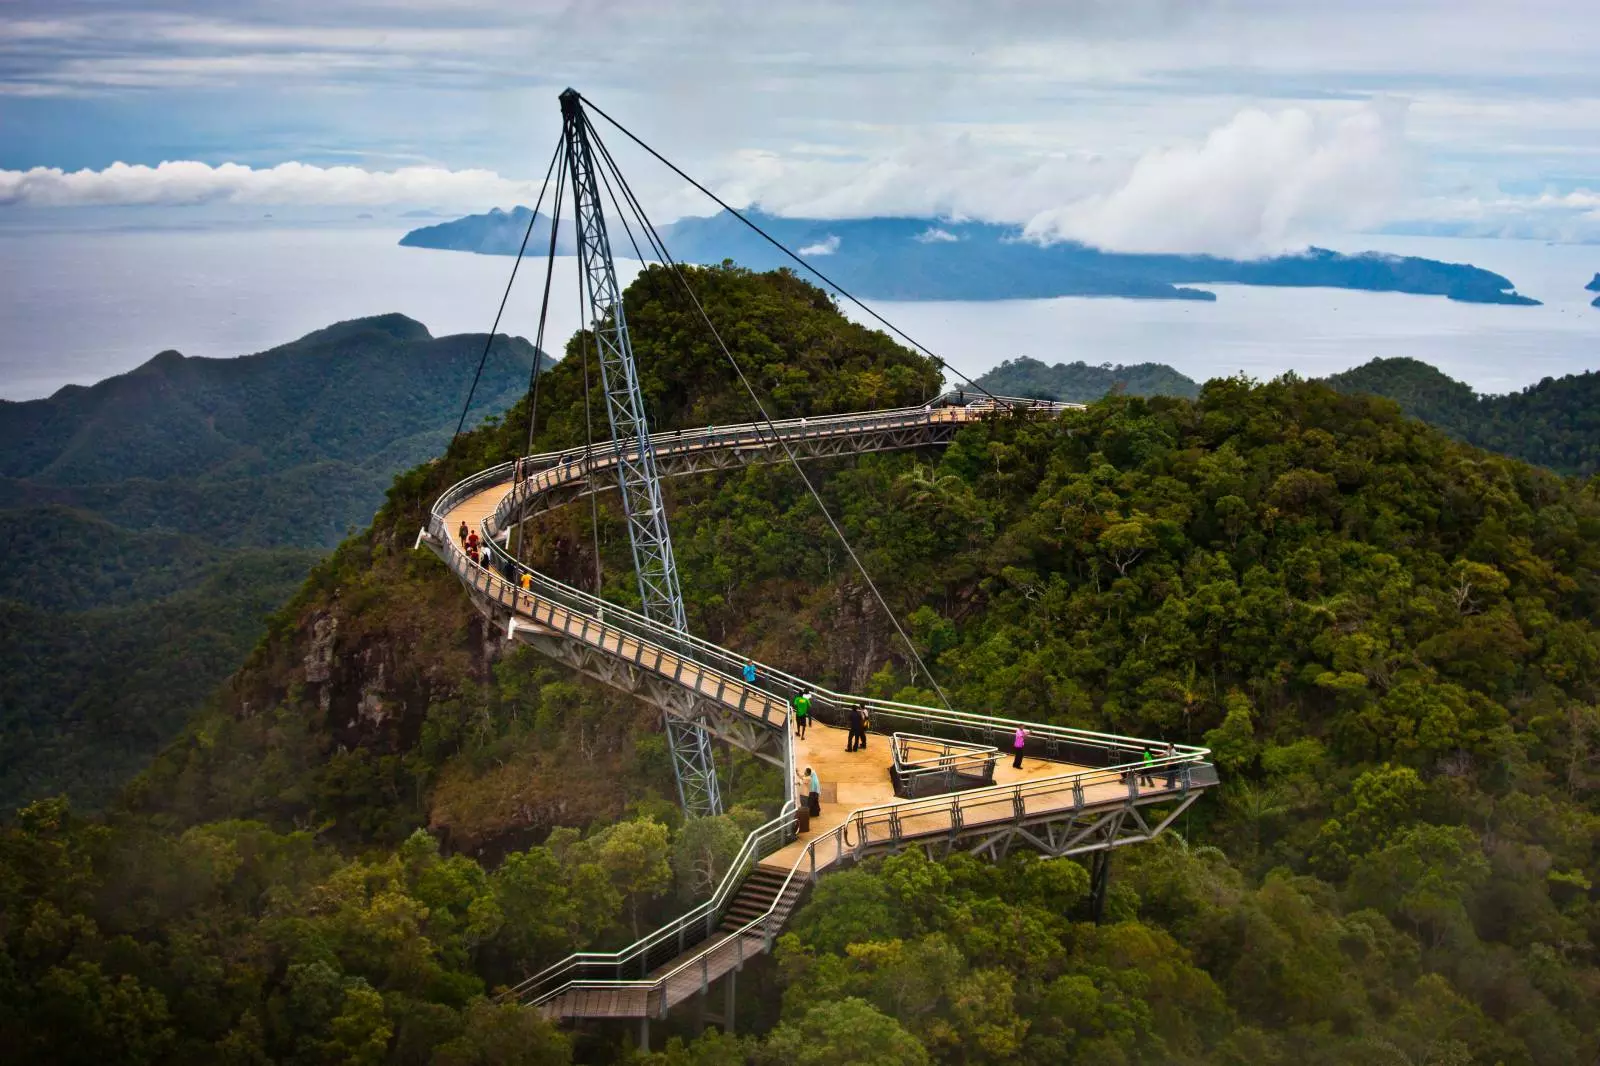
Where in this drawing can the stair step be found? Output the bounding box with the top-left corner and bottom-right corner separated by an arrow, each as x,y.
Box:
741,877 -> 784,891
740,883 -> 784,898
734,888 -> 781,905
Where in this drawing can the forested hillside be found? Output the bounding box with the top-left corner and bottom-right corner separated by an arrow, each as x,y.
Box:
976,355 -> 1200,402
1328,356 -> 1600,477
0,315 -> 547,808
3,266 -> 1598,1065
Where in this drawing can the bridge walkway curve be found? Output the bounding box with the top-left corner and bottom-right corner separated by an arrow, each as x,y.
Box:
420,396 -> 1218,1022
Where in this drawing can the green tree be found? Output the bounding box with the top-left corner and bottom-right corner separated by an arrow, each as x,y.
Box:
593,819 -> 673,938
760,997 -> 929,1066
430,1000 -> 571,1066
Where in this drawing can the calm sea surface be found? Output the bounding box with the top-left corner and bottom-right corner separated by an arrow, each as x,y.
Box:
0,227 -> 1594,401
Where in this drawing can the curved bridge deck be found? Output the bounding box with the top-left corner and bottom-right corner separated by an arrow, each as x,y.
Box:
420,396 -> 1217,1021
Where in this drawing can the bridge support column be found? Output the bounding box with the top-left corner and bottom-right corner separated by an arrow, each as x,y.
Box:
639,1017 -> 649,1053
1089,849 -> 1113,924
666,714 -> 723,816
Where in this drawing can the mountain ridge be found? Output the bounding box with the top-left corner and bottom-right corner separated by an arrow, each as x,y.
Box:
977,352 -> 1600,478
0,313 -> 554,808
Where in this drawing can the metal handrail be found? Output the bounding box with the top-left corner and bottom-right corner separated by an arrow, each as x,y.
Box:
430,400 -> 1198,766
429,396 -> 1211,1011
504,800 -> 799,1002
531,753 -> 1210,1011
891,733 -> 998,780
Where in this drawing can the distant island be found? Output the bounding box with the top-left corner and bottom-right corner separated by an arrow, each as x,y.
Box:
976,356 -> 1200,402
400,206 -> 577,256
1586,272 -> 1600,292
401,206 -> 1541,305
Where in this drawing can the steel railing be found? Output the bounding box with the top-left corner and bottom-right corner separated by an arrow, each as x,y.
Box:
425,395 -> 1212,1011
530,752 -> 1217,1016
891,732 -> 999,796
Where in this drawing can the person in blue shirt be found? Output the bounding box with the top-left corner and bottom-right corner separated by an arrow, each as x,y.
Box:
742,662 -> 757,684
804,767 -> 821,817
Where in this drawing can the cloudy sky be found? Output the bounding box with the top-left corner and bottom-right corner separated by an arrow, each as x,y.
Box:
2,0 -> 1599,254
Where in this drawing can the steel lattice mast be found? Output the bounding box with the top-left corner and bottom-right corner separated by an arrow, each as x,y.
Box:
560,89 -> 723,816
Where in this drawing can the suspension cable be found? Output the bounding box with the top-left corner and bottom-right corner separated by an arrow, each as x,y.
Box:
594,145 -> 658,268
513,147 -> 568,566
525,142 -> 568,458
451,136 -> 565,451
586,112 -> 954,709
573,213 -> 606,601
577,94 -> 1005,406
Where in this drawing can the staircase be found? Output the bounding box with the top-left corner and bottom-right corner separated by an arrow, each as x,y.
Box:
537,862 -> 809,1021
719,865 -> 805,935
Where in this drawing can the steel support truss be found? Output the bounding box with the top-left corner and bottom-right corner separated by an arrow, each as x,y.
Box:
560,89 -> 720,815
507,622 -> 789,768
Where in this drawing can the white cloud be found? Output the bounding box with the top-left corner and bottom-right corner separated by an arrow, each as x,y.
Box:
1023,103 -> 1411,256
698,133 -> 1113,225
0,160 -> 539,207
1389,185 -> 1600,241
915,226 -> 960,242
796,234 -> 840,255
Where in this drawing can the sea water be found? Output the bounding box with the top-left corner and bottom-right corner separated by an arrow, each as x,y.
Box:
0,227 -> 1594,401
851,235 -> 1600,396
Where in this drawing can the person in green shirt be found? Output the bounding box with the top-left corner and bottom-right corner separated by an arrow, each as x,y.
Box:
793,691 -> 811,738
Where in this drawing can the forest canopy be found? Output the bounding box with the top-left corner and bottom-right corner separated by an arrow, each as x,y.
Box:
3,265 -> 1598,1065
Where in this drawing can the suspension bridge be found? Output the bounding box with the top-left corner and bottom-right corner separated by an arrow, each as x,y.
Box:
417,89 -> 1217,1038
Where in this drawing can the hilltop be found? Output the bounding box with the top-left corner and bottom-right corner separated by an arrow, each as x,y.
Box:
976,356 -> 1201,401
1327,356 -> 1600,476
0,314 -> 550,808
401,207 -> 1541,305
975,353 -> 1600,478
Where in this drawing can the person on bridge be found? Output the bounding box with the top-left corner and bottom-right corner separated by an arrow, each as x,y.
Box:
457,520 -> 469,544
846,705 -> 866,752
742,662 -> 757,685
1140,748 -> 1156,787
1012,726 -> 1028,769
519,571 -> 533,593
793,691 -> 811,739
1163,742 -> 1178,789
804,766 -> 821,817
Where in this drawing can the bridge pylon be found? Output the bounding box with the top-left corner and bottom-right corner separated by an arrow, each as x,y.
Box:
559,88 -> 722,816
